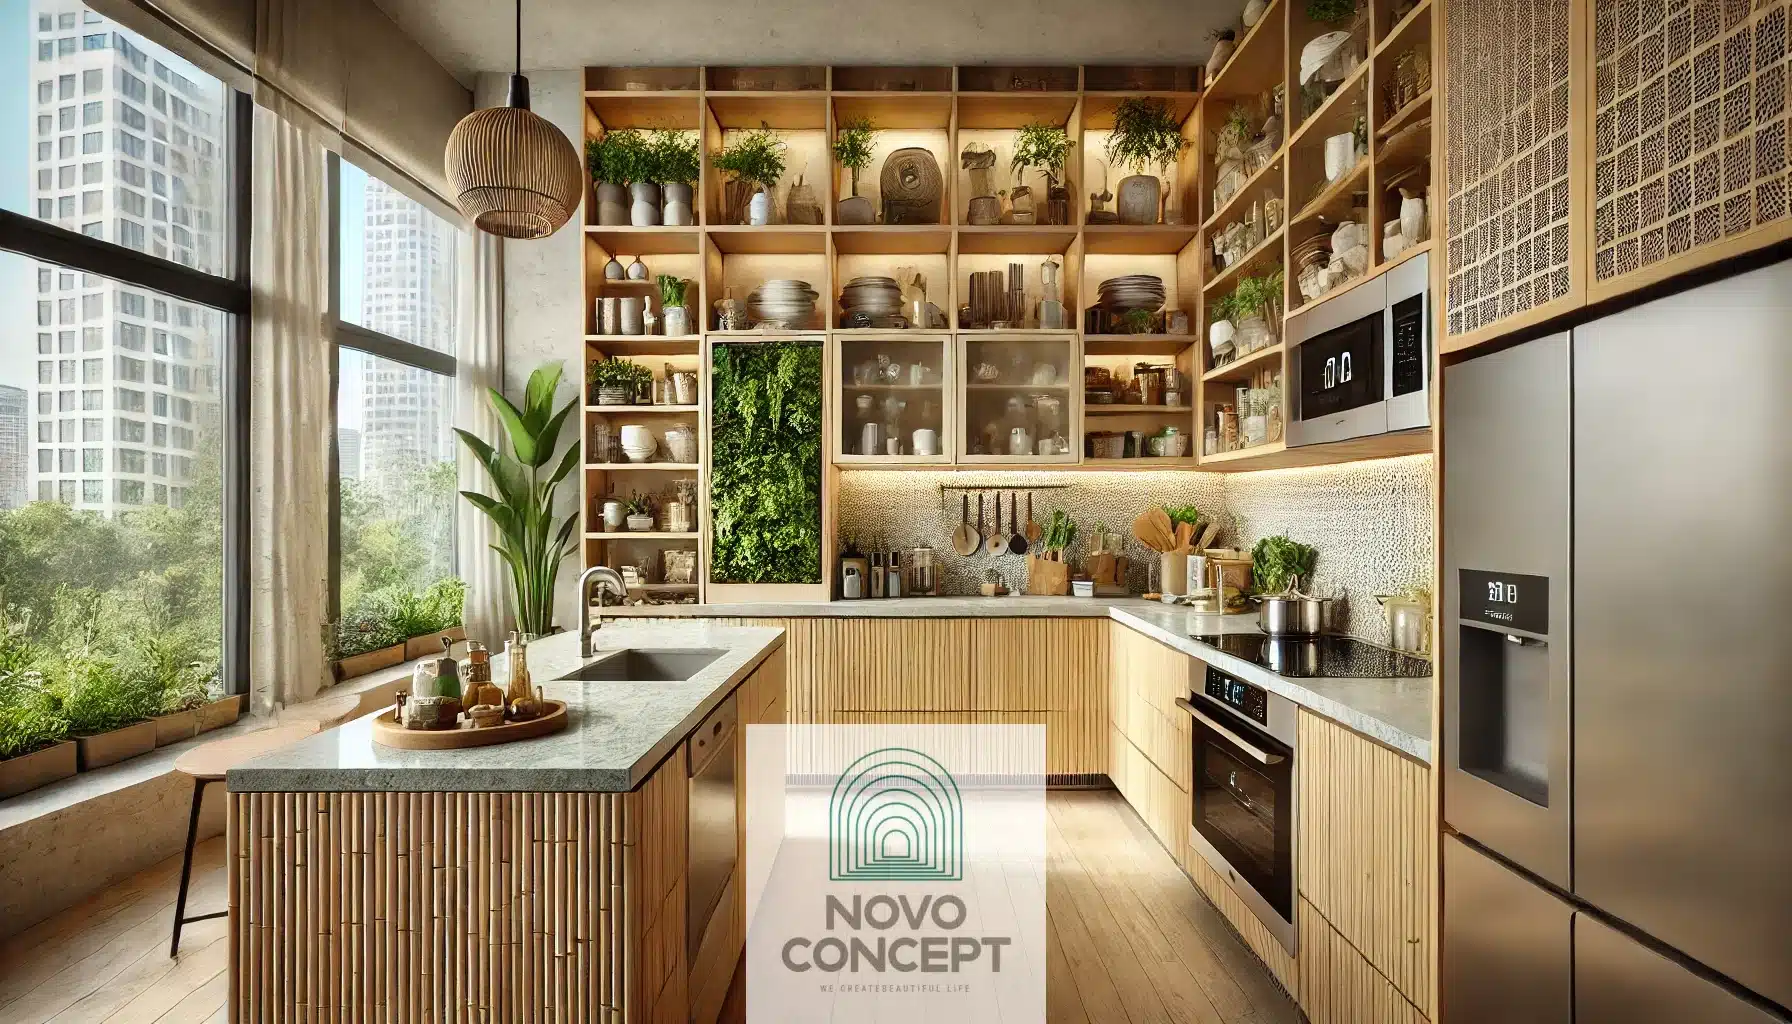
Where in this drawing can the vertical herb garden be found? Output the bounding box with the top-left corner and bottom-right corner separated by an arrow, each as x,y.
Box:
708,341 -> 824,583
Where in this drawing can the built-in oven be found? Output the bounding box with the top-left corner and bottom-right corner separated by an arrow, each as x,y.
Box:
1179,663 -> 1298,954
1287,251 -> 1430,447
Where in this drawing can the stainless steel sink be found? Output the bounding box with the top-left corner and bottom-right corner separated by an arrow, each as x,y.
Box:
557,648 -> 727,682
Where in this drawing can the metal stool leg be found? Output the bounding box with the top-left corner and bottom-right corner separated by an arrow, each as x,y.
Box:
170,775 -> 209,958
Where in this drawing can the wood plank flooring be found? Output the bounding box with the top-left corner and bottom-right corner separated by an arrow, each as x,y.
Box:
0,790 -> 1295,1024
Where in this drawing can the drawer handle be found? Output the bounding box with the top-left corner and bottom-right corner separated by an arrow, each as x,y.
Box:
1175,697 -> 1284,765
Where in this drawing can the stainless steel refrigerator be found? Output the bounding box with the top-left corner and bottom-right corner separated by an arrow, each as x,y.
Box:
1442,259 -> 1792,1024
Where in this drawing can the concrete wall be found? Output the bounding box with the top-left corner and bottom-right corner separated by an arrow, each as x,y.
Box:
492,70 -> 588,634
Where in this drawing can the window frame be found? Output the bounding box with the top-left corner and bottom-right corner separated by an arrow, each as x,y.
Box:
324,152 -> 460,625
0,88 -> 252,696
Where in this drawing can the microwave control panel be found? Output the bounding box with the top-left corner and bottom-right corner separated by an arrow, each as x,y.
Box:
1390,293 -> 1426,397
1204,667 -> 1269,725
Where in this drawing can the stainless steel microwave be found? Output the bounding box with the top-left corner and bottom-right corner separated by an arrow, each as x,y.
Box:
1286,252 -> 1431,447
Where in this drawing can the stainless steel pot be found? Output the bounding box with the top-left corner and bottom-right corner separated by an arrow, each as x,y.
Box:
1254,594 -> 1337,636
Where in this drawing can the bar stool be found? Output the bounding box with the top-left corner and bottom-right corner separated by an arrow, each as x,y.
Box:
169,723 -> 317,957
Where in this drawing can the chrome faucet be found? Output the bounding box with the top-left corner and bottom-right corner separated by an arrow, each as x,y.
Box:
577,565 -> 627,658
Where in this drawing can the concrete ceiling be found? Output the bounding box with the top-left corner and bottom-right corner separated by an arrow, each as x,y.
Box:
373,0 -> 1226,85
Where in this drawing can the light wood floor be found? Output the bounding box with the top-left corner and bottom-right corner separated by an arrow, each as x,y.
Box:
0,790 -> 1296,1024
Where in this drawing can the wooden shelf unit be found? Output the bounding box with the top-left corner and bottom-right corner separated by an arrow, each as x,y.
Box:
1190,0 -> 1436,465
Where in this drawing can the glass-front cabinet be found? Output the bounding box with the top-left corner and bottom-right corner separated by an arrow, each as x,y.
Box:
957,334 -> 1080,464
834,335 -> 954,464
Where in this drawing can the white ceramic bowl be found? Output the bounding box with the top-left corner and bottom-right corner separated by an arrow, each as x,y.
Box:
619,425 -> 656,462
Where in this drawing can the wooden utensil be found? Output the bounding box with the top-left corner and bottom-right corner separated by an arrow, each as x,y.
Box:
1132,507 -> 1176,552
1025,493 -> 1042,544
1194,522 -> 1218,551
989,492 -> 1010,556
951,493 -> 979,556
1173,520 -> 1195,551
975,493 -> 987,552
1006,493 -> 1029,555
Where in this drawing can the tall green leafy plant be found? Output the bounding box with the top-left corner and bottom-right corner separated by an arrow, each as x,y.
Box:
1107,97 -> 1191,176
455,364 -> 581,637
832,116 -> 876,197
651,130 -> 700,186
709,342 -> 823,584
1012,122 -> 1072,188
714,125 -> 789,191
0,671 -> 67,760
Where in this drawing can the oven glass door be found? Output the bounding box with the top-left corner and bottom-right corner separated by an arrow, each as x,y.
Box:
1297,309 -> 1384,422
1191,705 -> 1293,922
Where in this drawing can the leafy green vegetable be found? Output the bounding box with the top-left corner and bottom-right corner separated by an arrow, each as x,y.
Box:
1042,510 -> 1078,554
1251,535 -> 1318,594
657,274 -> 690,309
0,670 -> 67,760
1163,504 -> 1203,528
709,342 -> 823,584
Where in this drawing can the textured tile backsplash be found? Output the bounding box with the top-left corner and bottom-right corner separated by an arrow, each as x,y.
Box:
837,454 -> 1435,644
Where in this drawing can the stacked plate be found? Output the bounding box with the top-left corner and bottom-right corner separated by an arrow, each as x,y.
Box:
1098,274 -> 1166,312
748,279 -> 819,328
838,276 -> 903,324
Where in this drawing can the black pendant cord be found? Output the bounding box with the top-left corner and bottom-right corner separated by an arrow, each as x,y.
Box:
507,0 -> 530,110
514,0 -> 521,77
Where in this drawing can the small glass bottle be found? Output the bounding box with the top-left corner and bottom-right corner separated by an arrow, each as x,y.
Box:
504,631 -> 533,707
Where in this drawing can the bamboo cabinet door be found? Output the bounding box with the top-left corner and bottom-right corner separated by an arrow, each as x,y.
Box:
832,333 -> 955,463
956,333 -> 1082,464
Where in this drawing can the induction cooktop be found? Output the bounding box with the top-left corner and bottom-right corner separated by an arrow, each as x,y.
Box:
1187,633 -> 1431,679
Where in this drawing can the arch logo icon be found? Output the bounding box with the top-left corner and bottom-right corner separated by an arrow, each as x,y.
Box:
828,747 -> 963,882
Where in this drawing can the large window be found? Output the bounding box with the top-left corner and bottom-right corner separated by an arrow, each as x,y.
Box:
0,9 -> 248,710
329,157 -> 462,660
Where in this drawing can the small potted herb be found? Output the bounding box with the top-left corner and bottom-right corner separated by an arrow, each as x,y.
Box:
0,670 -> 74,799
585,133 -> 629,226
587,357 -> 652,406
832,116 -> 877,225
657,275 -> 692,338
1106,97 -> 1192,225
1011,122 -> 1073,225
625,491 -> 658,532
713,124 -> 788,225
1229,269 -> 1286,354
652,130 -> 700,226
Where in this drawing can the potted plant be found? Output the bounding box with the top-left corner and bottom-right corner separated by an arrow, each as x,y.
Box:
657,274 -> 692,338
1207,27 -> 1238,79
1106,97 -> 1192,225
394,577 -> 468,660
1118,309 -> 1159,335
1209,290 -> 1241,366
56,657 -> 161,771
651,130 -> 699,226
1230,269 -> 1285,354
625,491 -> 658,532
602,128 -> 659,227
585,132 -> 630,227
832,116 -> 876,225
587,356 -> 652,406
713,124 -> 788,225
1011,122 -> 1072,226
150,662 -> 208,747
457,362 -> 582,638
330,611 -> 407,681
0,670 -> 74,799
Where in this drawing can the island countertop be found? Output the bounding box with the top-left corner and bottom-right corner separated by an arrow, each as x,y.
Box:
227,622 -> 785,793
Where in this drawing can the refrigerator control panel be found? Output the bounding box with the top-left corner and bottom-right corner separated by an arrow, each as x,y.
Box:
1460,569 -> 1549,635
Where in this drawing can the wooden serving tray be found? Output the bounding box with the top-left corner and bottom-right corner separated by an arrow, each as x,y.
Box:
371,700 -> 568,750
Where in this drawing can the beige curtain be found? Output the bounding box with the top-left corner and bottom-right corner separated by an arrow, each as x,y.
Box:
456,226 -> 508,644
248,89 -> 333,715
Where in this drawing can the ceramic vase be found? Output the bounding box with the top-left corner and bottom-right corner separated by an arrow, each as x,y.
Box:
837,195 -> 875,225
602,501 -> 624,531
629,182 -> 661,226
747,189 -> 773,226
662,306 -> 690,338
626,257 -> 648,280
1324,133 -> 1355,181
618,297 -> 644,336
1206,38 -> 1237,80
595,182 -> 628,226
603,256 -> 624,280
1400,189 -> 1428,244
661,182 -> 694,226
1242,0 -> 1268,26
966,196 -> 1001,225
1009,185 -> 1036,225
1116,174 -> 1162,225
1209,318 -> 1238,362
626,514 -> 654,532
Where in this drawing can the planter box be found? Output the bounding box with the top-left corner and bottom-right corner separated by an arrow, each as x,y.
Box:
404,626 -> 466,661
196,694 -> 244,734
0,740 -> 78,799
333,643 -> 407,682
74,720 -> 157,771
152,708 -> 198,747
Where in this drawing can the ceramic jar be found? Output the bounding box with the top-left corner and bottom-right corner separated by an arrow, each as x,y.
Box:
661,182 -> 694,226
1116,175 -> 1162,225
618,296 -> 645,336
1242,0 -> 1268,26
595,182 -> 628,226
1400,189 -> 1428,244
1209,318 -> 1238,362
662,306 -> 690,338
1324,133 -> 1355,181
748,189 -> 772,226
602,500 -> 624,531
629,182 -> 661,226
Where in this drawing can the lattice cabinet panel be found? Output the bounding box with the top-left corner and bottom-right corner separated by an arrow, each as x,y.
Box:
1593,0 -> 1792,291
1445,0 -> 1577,339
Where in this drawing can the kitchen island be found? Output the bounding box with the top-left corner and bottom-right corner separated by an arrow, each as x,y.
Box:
224,622 -> 786,1024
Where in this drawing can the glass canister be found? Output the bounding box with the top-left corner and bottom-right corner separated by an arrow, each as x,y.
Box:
907,546 -> 938,596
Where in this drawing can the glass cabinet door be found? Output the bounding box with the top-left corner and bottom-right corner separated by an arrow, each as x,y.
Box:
957,334 -> 1080,463
833,335 -> 953,463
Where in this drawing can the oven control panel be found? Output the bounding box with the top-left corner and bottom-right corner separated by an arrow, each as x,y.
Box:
1204,666 -> 1269,725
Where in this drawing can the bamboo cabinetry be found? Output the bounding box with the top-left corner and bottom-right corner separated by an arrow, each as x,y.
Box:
1296,709 -> 1434,1021
692,615 -> 1107,777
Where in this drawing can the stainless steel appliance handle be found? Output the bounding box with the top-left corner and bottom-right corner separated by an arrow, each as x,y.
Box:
1176,697 -> 1285,765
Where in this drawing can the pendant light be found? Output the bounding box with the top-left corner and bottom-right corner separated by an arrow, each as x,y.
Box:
444,0 -> 583,239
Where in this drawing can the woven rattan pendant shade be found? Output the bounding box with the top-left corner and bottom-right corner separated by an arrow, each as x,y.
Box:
445,97 -> 583,239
